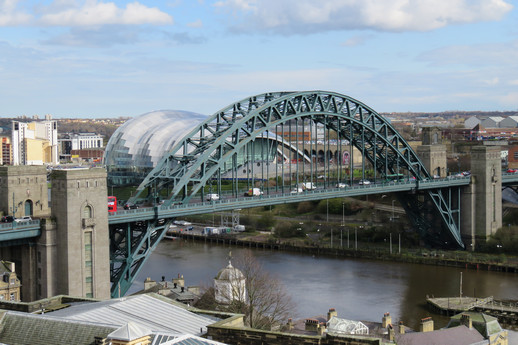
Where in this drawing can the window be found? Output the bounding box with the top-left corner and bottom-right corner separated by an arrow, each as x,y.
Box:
10,293 -> 15,301
83,205 -> 92,219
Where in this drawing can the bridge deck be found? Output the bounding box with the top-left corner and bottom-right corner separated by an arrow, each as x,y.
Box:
108,177 -> 471,224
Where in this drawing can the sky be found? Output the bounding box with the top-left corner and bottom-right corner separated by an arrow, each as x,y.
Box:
0,0 -> 517,119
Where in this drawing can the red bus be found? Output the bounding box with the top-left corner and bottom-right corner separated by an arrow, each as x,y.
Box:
108,196 -> 117,213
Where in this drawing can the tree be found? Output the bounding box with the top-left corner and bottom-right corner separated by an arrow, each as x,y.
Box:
196,250 -> 294,330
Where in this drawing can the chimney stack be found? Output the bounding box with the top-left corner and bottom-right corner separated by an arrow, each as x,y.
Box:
388,324 -> 394,341
382,312 -> 392,328
304,319 -> 319,332
420,317 -> 434,332
317,322 -> 326,336
286,318 -> 294,330
327,308 -> 337,321
399,321 -> 405,334
461,314 -> 472,329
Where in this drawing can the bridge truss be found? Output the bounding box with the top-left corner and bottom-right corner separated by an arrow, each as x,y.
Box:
110,91 -> 464,297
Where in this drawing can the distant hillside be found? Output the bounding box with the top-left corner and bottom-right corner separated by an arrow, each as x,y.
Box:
381,110 -> 518,118
0,117 -> 126,143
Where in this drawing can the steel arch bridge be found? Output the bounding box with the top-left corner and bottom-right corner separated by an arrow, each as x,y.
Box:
109,90 -> 466,297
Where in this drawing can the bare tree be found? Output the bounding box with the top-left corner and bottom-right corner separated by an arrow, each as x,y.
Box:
234,250 -> 294,330
196,250 -> 294,330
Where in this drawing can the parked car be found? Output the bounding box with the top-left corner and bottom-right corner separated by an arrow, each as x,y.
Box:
0,216 -> 14,223
123,202 -> 139,210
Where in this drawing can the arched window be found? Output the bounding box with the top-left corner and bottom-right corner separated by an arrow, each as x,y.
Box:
83,205 -> 92,219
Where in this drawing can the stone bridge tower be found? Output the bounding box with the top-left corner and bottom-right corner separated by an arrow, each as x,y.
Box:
461,145 -> 502,249
416,127 -> 447,178
0,166 -> 110,301
50,168 -> 110,299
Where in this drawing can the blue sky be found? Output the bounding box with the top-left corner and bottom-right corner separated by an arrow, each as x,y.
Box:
1,0 -> 517,118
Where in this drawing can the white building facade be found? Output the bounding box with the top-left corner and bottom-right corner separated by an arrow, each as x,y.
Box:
11,120 -> 58,165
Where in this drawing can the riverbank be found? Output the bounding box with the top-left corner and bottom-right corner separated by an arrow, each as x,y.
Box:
172,231 -> 518,273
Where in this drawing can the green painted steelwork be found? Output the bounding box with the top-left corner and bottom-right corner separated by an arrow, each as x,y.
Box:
110,90 -> 483,297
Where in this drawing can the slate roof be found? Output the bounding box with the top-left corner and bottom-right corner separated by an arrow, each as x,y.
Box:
395,325 -> 485,345
448,312 -> 502,338
49,294 -> 217,336
0,311 -> 117,345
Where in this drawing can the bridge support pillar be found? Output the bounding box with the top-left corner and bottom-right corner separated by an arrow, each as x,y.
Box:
50,168 -> 111,300
416,128 -> 447,178
461,145 -> 502,249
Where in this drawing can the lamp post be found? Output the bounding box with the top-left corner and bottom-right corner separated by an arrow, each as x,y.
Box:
341,202 -> 345,249
391,199 -> 396,221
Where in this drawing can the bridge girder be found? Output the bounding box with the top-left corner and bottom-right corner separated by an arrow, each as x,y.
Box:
112,90 -> 465,297
135,91 -> 431,204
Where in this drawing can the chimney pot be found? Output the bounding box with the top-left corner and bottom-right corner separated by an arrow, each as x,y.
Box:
420,317 -> 434,332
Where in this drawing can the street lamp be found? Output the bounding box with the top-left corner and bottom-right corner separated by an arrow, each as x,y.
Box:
391,199 -> 396,221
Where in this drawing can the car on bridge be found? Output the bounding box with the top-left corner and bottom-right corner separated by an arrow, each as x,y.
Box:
206,193 -> 220,201
0,216 -> 14,223
14,216 -> 32,223
507,168 -> 517,173
358,179 -> 371,185
123,202 -> 139,210
336,183 -> 348,188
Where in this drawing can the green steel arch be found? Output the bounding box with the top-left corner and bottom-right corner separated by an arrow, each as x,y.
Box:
133,90 -> 462,247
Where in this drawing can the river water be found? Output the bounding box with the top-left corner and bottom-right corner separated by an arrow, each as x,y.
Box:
127,238 -> 518,331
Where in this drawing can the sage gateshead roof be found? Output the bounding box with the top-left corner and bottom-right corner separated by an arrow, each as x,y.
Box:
104,110 -> 207,186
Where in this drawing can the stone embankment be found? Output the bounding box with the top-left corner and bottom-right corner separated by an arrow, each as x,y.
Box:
171,232 -> 518,273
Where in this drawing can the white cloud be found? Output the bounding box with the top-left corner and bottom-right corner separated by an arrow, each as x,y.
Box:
187,19 -> 203,28
34,1 -> 173,27
341,34 -> 373,47
0,0 -> 32,26
419,40 -> 518,67
483,77 -> 500,86
214,0 -> 513,34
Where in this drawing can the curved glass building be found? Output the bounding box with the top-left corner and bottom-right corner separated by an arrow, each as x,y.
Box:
104,110 -> 313,187
104,110 -> 207,186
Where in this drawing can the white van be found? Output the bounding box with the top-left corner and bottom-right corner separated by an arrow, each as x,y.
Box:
233,224 -> 246,232
245,188 -> 263,197
206,193 -> 220,201
299,182 -> 316,190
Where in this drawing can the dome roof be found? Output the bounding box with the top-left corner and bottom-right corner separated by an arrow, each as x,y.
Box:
215,261 -> 245,281
103,110 -> 207,185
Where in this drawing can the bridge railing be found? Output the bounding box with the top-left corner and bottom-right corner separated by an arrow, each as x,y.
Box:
0,220 -> 41,241
108,177 -> 472,223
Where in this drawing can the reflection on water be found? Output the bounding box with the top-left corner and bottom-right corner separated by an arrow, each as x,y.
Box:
128,239 -> 518,331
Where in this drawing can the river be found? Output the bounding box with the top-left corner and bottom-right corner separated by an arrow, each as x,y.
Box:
127,238 -> 518,332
